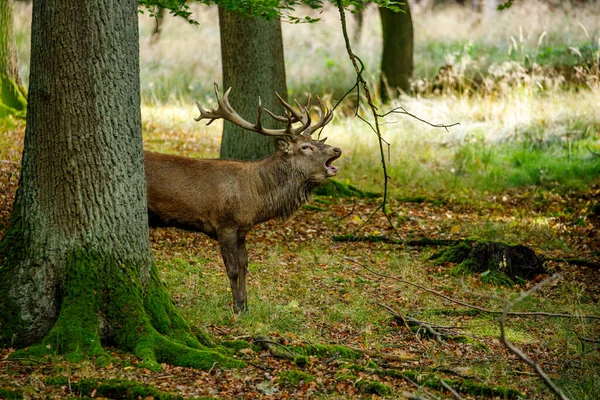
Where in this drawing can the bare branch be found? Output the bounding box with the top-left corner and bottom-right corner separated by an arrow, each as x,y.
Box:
586,145 -> 600,158
402,376 -> 441,400
378,302 -> 445,344
440,380 -> 464,400
497,275 -> 571,400
378,107 -> 460,132
346,257 -> 600,320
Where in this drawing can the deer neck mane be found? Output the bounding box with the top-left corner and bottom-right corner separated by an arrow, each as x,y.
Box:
255,152 -> 319,221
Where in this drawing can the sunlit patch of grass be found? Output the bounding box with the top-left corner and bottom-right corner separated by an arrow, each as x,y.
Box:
0,119 -> 24,162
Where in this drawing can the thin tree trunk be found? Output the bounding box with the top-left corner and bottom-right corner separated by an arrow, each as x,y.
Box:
151,6 -> 165,43
0,0 -> 240,370
379,0 -> 414,102
218,8 -> 287,160
0,0 -> 27,117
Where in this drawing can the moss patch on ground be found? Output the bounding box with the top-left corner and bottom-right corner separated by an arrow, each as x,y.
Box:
44,377 -> 214,400
277,370 -> 315,386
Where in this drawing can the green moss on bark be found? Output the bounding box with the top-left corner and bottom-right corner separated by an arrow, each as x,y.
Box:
278,370 -> 315,386
290,343 -> 361,360
0,72 -> 26,119
3,247 -> 243,371
356,380 -> 392,396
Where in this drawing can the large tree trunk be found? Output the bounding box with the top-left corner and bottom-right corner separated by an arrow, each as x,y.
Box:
0,0 -> 27,118
0,0 -> 240,370
218,8 -> 287,160
379,0 -> 414,102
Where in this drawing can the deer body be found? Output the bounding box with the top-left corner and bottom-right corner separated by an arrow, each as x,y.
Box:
145,84 -> 341,312
145,148 -> 333,237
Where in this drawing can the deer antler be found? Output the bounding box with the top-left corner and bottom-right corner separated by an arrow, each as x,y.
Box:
195,83 -> 332,138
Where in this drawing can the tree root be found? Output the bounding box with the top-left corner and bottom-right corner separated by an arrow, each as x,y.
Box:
254,335 -> 366,364
8,254 -> 243,371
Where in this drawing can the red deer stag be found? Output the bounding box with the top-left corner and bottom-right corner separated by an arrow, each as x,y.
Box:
145,84 -> 341,312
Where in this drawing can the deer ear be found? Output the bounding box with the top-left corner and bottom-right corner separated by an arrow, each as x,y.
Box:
276,138 -> 293,154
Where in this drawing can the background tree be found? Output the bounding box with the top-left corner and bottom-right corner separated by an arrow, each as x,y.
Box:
151,6 -> 166,41
0,0 -> 27,118
379,0 -> 414,101
0,0 -> 239,369
218,8 -> 288,160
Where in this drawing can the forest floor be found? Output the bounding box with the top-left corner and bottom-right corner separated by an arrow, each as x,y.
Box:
1,121 -> 599,399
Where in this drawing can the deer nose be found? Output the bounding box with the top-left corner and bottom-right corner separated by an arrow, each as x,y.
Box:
333,147 -> 342,155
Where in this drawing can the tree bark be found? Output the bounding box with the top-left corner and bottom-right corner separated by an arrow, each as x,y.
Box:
218,8 -> 287,160
379,0 -> 414,102
0,0 -> 27,118
0,0 -> 241,370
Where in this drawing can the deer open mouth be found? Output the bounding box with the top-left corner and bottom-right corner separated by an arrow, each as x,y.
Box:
325,155 -> 340,176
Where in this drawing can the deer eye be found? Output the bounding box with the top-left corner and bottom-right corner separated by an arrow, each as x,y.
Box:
301,144 -> 311,151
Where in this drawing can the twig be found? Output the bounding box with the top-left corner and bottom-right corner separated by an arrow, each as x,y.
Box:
378,303 -> 445,344
346,257 -> 600,320
497,275 -> 571,400
334,235 -> 463,246
336,198 -> 357,222
253,336 -> 296,360
0,159 -> 19,165
402,375 -> 441,400
401,392 -> 429,400
578,336 -> 600,344
345,345 -> 418,362
378,107 -> 460,132
586,145 -> 600,158
550,257 -> 600,270
335,0 -> 401,240
208,362 -> 219,374
440,379 -> 464,400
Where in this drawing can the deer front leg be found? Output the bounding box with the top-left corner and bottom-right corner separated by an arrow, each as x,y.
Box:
237,233 -> 249,311
218,229 -> 244,313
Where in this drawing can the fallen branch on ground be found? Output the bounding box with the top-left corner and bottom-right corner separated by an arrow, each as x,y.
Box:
378,303 -> 445,344
494,275 -> 571,400
334,235 -> 464,246
551,257 -> 600,270
345,345 -> 418,362
345,257 -> 600,320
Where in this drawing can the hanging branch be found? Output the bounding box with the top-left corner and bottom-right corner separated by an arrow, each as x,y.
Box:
335,0 -> 397,236
334,0 -> 458,237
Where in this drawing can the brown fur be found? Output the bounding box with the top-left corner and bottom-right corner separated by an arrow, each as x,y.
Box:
145,137 -> 341,312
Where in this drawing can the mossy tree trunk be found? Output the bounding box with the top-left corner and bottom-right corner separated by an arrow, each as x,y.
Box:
379,0 -> 414,102
0,0 -> 241,370
218,8 -> 287,160
0,0 -> 27,118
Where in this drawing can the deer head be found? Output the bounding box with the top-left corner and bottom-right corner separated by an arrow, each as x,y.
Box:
195,83 -> 341,183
